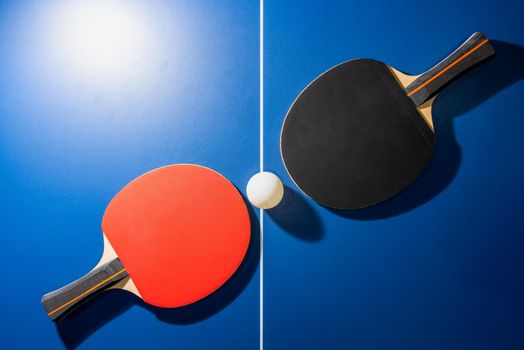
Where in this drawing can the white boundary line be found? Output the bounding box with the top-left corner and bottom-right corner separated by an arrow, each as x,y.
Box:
259,0 -> 264,173
259,0 -> 264,349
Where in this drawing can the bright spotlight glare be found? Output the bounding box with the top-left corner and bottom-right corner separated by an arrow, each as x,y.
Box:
47,1 -> 155,85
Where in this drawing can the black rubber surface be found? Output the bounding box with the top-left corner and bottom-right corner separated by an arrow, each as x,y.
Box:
281,59 -> 435,209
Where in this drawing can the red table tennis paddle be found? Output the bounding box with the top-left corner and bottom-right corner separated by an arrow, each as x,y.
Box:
281,32 -> 495,209
41,164 -> 250,321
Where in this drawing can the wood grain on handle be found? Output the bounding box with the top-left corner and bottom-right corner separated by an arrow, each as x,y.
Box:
405,32 -> 495,106
41,258 -> 128,322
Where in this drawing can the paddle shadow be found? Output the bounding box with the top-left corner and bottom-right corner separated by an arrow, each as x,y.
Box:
266,185 -> 324,241
55,289 -> 134,349
57,196 -> 260,349
330,40 -> 524,220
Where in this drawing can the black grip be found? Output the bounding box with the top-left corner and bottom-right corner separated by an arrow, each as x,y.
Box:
405,32 -> 495,106
41,258 -> 129,322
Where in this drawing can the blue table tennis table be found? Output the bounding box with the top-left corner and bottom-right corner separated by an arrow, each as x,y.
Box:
1,0 -> 524,349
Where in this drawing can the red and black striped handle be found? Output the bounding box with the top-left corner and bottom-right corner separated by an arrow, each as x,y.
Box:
41,258 -> 128,322
405,32 -> 495,106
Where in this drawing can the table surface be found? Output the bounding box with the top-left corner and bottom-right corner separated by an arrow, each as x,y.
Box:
1,0 -> 524,349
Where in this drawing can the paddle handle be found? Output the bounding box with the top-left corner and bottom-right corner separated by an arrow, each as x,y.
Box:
405,32 -> 495,106
41,258 -> 129,322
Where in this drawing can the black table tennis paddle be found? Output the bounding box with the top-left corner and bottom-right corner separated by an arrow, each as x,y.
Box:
281,32 -> 495,209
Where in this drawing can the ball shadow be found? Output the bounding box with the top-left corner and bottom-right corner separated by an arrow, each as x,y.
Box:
56,196 -> 260,349
330,40 -> 524,220
266,185 -> 324,241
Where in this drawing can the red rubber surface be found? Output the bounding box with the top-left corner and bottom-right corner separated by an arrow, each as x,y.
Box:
102,164 -> 250,308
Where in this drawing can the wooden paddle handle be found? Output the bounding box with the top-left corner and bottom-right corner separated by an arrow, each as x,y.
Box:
405,32 -> 495,106
41,258 -> 128,322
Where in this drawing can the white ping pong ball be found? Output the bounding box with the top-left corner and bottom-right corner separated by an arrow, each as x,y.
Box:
246,172 -> 284,209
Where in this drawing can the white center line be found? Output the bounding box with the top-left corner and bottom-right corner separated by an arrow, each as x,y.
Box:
259,0 -> 264,349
